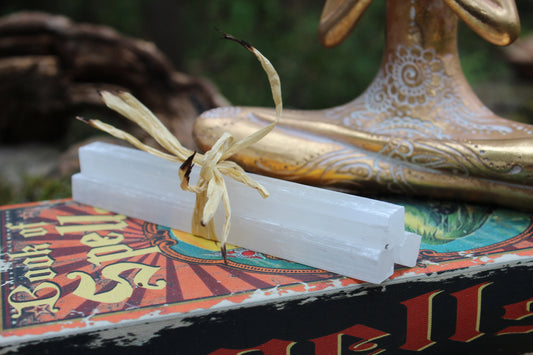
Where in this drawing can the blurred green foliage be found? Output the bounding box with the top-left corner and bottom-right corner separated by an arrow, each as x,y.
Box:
0,176 -> 71,205
1,0 -> 532,110
0,178 -> 14,205
19,176 -> 71,203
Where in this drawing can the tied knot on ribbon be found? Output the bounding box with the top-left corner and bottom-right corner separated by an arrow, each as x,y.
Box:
78,34 -> 282,262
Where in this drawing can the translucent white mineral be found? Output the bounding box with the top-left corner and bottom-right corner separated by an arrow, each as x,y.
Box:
72,142 -> 421,283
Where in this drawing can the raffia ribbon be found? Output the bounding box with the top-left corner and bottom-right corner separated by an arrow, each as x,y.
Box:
79,34 -> 282,260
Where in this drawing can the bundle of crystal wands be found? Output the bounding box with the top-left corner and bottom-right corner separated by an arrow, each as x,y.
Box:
72,142 -> 421,284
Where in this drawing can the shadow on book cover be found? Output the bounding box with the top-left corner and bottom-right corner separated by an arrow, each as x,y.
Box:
1,199 -> 532,354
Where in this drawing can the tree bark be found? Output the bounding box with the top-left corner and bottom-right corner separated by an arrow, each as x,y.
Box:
0,11 -> 228,148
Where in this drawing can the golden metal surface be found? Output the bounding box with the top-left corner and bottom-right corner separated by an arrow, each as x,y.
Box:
194,0 -> 533,210
319,0 -> 520,47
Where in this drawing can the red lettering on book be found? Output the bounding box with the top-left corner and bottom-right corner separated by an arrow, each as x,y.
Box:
497,297 -> 533,335
210,324 -> 389,355
501,297 -> 533,321
311,324 -> 389,354
449,282 -> 492,342
400,290 -> 442,351
345,324 -> 389,354
210,339 -> 296,355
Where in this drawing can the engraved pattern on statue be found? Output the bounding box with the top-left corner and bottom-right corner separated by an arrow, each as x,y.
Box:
437,82 -> 513,135
256,148 -> 372,182
385,45 -> 444,107
365,72 -> 392,113
409,141 -> 471,174
372,154 -> 412,194
256,147 -> 413,193
328,44 -> 529,137
367,115 -> 449,139
318,43 -> 532,185
377,138 -> 531,183
380,139 -> 472,175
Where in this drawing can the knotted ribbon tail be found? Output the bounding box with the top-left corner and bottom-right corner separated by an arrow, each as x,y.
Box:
221,243 -> 228,264
179,151 -> 197,190
99,90 -> 194,162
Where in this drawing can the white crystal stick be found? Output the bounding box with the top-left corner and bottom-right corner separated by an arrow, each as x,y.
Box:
72,142 -> 421,284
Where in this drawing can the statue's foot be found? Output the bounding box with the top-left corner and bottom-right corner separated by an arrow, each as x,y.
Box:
194,102 -> 533,210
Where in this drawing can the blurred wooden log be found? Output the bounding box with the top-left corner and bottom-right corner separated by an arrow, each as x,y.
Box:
0,11 -> 228,148
502,34 -> 533,80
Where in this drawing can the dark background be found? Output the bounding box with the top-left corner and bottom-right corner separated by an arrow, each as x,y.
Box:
1,0 -> 532,110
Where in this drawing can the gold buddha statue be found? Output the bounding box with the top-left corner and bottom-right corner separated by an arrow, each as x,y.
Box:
194,0 -> 533,210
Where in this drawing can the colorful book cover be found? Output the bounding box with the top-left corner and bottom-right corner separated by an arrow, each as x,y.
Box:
1,198 -> 532,354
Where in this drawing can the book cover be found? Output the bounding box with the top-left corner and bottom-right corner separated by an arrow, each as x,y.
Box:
1,198 -> 532,354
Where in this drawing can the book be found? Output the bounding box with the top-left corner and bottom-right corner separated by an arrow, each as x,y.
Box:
1,198 -> 532,354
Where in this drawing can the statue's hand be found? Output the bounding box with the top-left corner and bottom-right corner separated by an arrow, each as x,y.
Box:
318,0 -> 373,48
444,0 -> 519,45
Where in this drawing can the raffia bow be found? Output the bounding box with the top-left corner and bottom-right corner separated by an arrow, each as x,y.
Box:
78,34 -> 282,261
